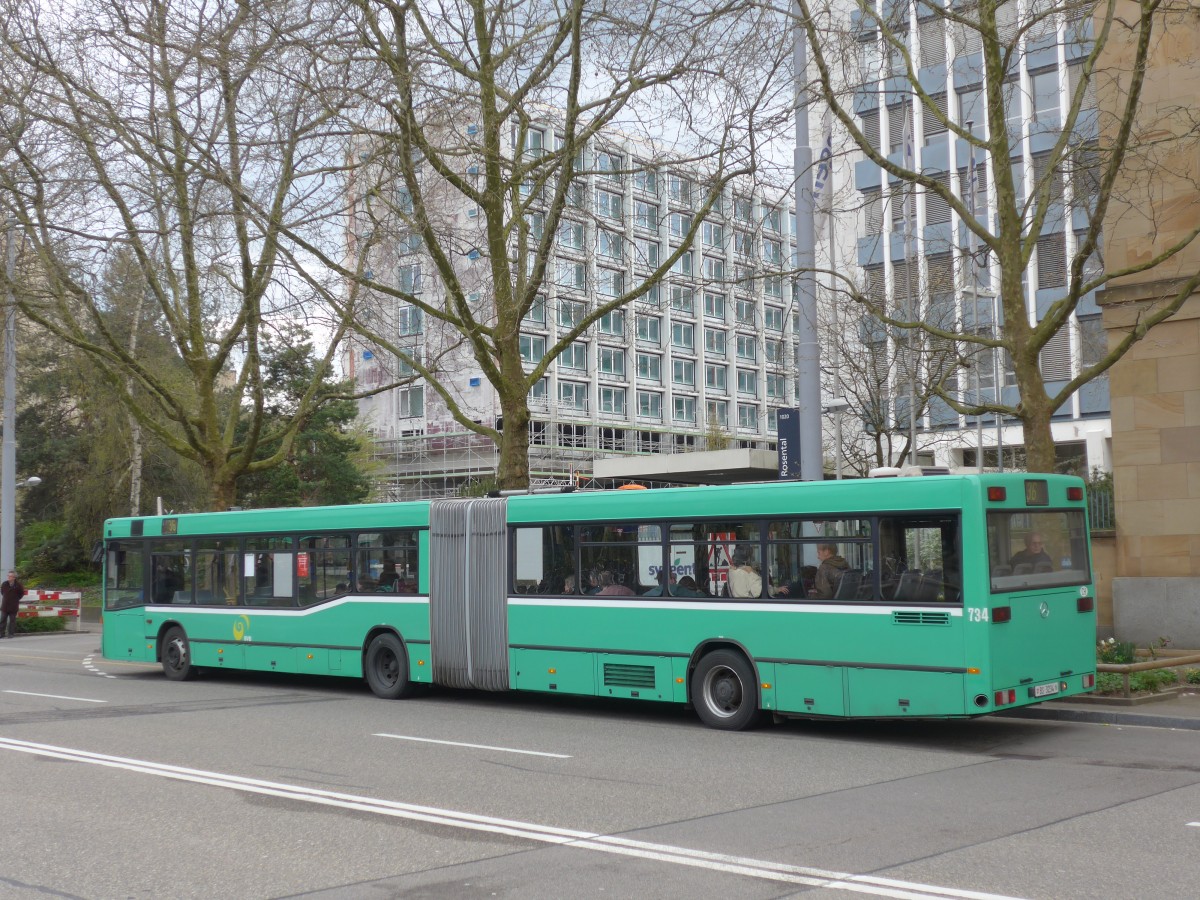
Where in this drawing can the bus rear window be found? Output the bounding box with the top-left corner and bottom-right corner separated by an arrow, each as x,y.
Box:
987,510 -> 1090,592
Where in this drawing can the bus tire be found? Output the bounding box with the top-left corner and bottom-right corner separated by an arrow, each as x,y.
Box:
691,649 -> 760,731
364,633 -> 414,700
162,626 -> 197,682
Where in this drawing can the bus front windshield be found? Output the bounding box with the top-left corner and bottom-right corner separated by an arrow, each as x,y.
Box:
987,510 -> 1090,592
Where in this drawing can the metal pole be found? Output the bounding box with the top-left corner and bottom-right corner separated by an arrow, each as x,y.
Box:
830,210 -> 843,479
994,290 -> 1004,471
2,220 -> 17,574
793,4 -> 823,481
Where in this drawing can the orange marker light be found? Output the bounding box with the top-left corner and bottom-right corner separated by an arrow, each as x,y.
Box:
548,668 -> 557,674
967,667 -> 981,674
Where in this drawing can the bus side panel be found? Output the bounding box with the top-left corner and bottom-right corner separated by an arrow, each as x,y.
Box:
511,648 -> 596,694
846,669 -> 966,717
101,608 -> 156,662
774,663 -> 847,717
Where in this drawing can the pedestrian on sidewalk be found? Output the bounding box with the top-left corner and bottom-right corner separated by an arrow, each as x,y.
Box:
0,570 -> 26,638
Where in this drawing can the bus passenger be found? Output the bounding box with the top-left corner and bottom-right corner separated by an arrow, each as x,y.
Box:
594,569 -> 626,596
728,547 -> 762,598
562,574 -> 576,594
1009,532 -> 1052,571
674,575 -> 704,597
811,544 -> 849,599
377,561 -> 400,591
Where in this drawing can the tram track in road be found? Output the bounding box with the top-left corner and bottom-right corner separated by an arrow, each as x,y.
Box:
0,735 -> 1030,900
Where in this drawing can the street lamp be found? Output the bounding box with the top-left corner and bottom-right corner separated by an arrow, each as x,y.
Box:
822,397 -> 851,480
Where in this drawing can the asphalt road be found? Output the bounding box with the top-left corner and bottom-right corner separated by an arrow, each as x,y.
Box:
1,630 -> 1198,899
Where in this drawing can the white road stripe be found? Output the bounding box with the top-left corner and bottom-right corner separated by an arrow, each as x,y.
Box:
0,736 -> 1027,900
3,690 -> 107,703
374,733 -> 571,758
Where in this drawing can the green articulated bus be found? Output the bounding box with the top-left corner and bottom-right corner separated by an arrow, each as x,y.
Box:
101,471 -> 1097,729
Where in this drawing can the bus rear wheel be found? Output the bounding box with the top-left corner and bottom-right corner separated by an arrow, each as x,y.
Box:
162,626 -> 197,681
692,649 -> 760,730
364,633 -> 415,699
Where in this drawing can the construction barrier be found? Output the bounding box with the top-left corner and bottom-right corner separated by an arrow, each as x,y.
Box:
17,590 -> 84,632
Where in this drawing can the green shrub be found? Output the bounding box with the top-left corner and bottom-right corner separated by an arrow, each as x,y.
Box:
1097,638 -> 1136,664
17,617 -> 67,634
1129,669 -> 1178,693
1095,673 -> 1124,694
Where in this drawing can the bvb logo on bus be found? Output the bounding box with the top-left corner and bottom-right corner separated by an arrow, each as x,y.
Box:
232,615 -> 250,641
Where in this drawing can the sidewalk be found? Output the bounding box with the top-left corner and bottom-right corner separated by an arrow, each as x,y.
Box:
1001,689 -> 1200,730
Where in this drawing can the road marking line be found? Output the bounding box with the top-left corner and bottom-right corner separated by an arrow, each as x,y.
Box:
82,655 -> 119,678
374,733 -> 571,759
1188,822 -> 1199,827
3,690 -> 107,704
0,736 -> 1027,900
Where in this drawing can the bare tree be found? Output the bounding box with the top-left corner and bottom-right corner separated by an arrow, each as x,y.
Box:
793,0 -> 1200,472
298,0 -> 796,489
0,0 -> 364,509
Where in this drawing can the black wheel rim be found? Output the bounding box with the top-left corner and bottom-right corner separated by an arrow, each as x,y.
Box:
702,665 -> 743,719
166,638 -> 186,672
375,647 -> 399,687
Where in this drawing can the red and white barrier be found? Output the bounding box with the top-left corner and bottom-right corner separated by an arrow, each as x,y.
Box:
17,590 -> 84,632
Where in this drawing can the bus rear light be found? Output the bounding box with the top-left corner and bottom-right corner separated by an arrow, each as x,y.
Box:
987,487 -> 1007,501
1083,674 -> 1095,689
1067,486 -> 1083,501
1077,596 -> 1094,613
992,606 -> 1012,623
994,689 -> 1016,706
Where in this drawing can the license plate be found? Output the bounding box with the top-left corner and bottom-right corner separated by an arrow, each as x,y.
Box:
1030,682 -> 1060,698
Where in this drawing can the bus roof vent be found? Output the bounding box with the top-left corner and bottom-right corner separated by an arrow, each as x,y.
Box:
898,466 -> 952,477
868,467 -> 902,478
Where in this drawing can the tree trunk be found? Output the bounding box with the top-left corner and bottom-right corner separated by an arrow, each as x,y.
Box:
495,388 -> 531,491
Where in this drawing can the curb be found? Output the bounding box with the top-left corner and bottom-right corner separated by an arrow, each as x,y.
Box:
998,705 -> 1200,731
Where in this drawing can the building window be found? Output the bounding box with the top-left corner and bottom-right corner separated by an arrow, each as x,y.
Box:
598,346 -> 625,377
762,238 -> 783,266
767,373 -> 786,399
762,207 -> 782,233
398,386 -> 424,418
596,190 -> 623,220
397,305 -> 423,336
765,339 -> 783,364
736,334 -> 757,361
597,268 -> 625,298
523,294 -> 546,324
634,201 -> 658,231
637,352 -> 661,382
670,285 -> 694,314
667,174 -> 692,206
672,358 -> 695,386
633,168 -> 657,194
1037,232 -> 1066,289
673,395 -> 697,423
637,390 -> 662,420
398,264 -> 421,295
705,328 -> 727,357
1031,69 -> 1060,122
558,341 -> 588,371
598,309 -> 624,335
559,298 -> 586,328
763,275 -> 783,298
738,403 -> 758,431
559,381 -> 588,411
556,219 -> 584,250
669,212 -> 692,238
670,249 -> 693,277
633,237 -> 660,269
598,230 -> 624,260
734,231 -> 754,257
596,150 -> 622,184
528,378 -> 547,402
764,306 -> 783,331
736,299 -> 755,325
520,334 -> 546,364
737,368 -> 758,397
557,260 -> 585,291
706,399 -> 728,427
703,256 -> 725,281
636,315 -> 661,345
671,321 -> 695,351
599,386 -> 626,415
702,221 -> 724,248
704,292 -> 726,320
705,364 -> 728,392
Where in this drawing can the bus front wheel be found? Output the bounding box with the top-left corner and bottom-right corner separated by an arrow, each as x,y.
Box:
162,626 -> 197,681
692,649 -> 760,730
364,633 -> 415,700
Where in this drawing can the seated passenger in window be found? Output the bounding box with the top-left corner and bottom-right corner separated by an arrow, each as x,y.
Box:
673,575 -> 705,597
1009,532 -> 1052,571
593,569 -> 626,596
728,547 -> 762,598
377,561 -> 400,591
811,544 -> 850,599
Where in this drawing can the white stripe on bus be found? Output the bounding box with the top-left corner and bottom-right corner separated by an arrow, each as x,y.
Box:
509,597 -> 963,616
0,736 -> 1026,900
144,596 -> 430,617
